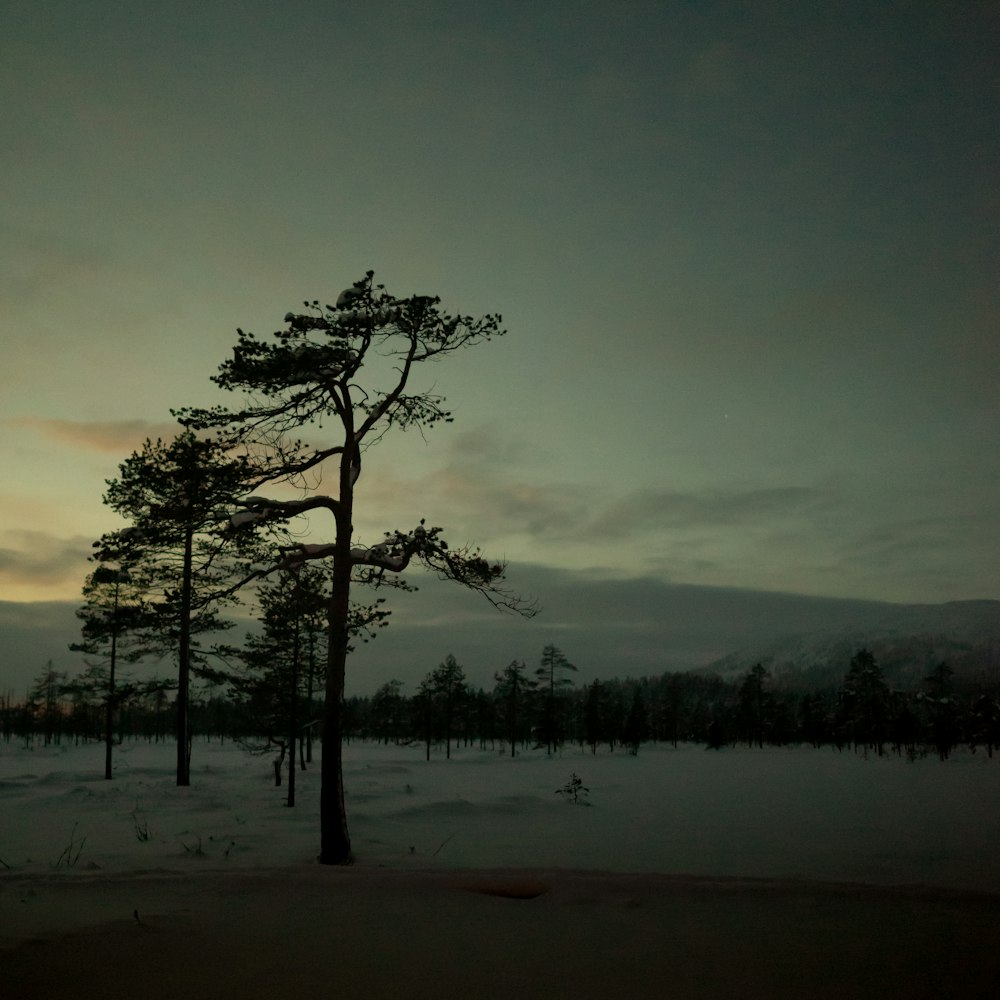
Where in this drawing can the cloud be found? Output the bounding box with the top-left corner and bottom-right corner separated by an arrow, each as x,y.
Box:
0,600 -> 90,690
0,530 -> 92,591
17,418 -> 184,454
354,428 -> 593,543
588,486 -> 833,538
353,427 -> 847,591
814,511 -> 999,601
338,424 -> 999,603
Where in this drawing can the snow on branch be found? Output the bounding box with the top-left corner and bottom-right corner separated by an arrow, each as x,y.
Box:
227,494 -> 342,532
266,519 -> 533,614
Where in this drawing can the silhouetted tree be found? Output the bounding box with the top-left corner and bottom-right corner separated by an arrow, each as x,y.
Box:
430,654 -> 467,759
583,679 -> 609,754
535,645 -> 577,754
101,430 -> 256,785
969,693 -> 1000,758
415,676 -> 435,761
656,673 -> 686,747
623,684 -> 648,755
738,663 -> 771,748
177,272 -> 535,863
493,660 -> 535,757
28,662 -> 65,746
370,680 -> 406,745
231,567 -> 318,800
67,556 -> 148,779
798,693 -> 827,748
840,648 -> 890,755
886,689 -> 921,757
920,661 -> 960,760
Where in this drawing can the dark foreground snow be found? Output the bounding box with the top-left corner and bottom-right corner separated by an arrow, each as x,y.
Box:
2,741 -> 998,998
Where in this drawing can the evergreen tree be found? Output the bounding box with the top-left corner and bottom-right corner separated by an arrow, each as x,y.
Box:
656,673 -> 685,747
101,430 -> 256,785
969,692 -> 1000,758
840,648 -> 890,755
920,661 -> 959,761
370,680 -> 406,745
176,272 -> 534,862
584,679 -> 609,754
493,660 -> 535,757
67,552 -> 148,779
535,645 -> 577,754
623,685 -> 648,755
27,662 -> 65,746
415,676 -> 436,762
430,654 -> 467,759
738,663 -> 771,748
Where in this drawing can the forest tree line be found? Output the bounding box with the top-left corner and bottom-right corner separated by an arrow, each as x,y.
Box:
4,644 -> 999,766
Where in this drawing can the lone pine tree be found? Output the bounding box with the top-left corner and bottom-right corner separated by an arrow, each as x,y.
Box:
101,430 -> 257,785
177,271 -> 534,863
427,654 -> 467,760
494,660 -> 535,757
69,556 -> 148,780
536,645 -> 577,754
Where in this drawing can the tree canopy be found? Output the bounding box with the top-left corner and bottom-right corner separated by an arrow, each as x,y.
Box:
173,272 -> 534,862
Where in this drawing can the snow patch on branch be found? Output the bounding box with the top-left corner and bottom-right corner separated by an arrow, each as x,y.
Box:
230,510 -> 268,529
299,544 -> 337,557
350,542 -> 407,570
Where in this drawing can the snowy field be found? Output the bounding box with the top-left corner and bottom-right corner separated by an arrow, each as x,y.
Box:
2,737 -> 997,891
3,740 -> 999,999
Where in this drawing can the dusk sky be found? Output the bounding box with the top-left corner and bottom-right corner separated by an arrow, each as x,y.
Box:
2,1 -> 997,694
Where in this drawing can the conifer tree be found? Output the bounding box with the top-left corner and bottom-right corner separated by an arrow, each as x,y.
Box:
535,645 -> 577,754
430,654 -> 467,759
101,430 -> 257,784
68,554 -> 148,779
493,660 -> 535,757
176,272 -> 535,863
623,685 -> 648,755
840,648 -> 889,755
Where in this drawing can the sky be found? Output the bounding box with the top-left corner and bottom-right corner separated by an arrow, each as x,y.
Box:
1,1 -> 997,695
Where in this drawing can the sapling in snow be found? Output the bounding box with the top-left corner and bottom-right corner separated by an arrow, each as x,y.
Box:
555,773 -> 590,805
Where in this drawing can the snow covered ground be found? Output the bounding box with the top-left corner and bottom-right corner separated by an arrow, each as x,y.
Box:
3,740 -> 999,998
2,737 -> 997,891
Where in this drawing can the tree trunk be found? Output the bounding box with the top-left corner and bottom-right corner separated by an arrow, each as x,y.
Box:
287,592 -> 300,808
318,499 -> 353,865
305,632 -> 315,764
105,581 -> 119,781
176,519 -> 194,787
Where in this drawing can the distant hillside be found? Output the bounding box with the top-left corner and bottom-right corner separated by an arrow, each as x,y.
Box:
702,599 -> 1000,692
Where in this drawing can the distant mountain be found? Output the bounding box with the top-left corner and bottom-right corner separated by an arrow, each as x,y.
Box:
702,599 -> 1000,692
2,585 -> 998,700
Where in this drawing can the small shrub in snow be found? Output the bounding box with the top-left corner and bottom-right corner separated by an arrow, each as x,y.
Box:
555,773 -> 590,805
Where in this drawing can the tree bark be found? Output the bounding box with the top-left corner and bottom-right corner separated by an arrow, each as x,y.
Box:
104,580 -> 119,781
287,589 -> 299,808
318,486 -> 354,864
176,519 -> 194,787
